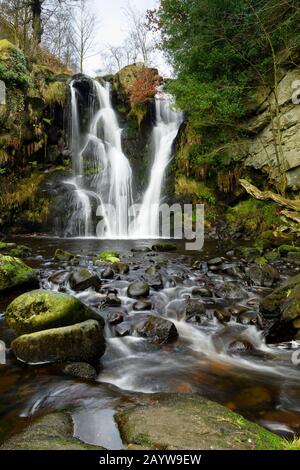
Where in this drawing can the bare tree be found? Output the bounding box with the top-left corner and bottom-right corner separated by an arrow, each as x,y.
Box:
123,2 -> 155,66
71,0 -> 97,73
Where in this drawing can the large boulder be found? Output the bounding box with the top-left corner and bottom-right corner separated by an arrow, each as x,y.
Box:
69,268 -> 101,291
0,255 -> 38,293
127,281 -> 150,299
135,315 -> 178,345
0,412 -> 103,450
11,319 -> 105,364
116,394 -> 285,450
6,289 -> 103,334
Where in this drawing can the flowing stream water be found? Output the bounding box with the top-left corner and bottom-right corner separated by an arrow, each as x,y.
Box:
65,79 -> 182,239
0,238 -> 300,449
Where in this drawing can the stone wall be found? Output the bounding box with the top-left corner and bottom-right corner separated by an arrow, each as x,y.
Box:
244,69 -> 300,190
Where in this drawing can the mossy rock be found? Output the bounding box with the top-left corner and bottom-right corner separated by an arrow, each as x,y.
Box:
93,251 -> 120,264
54,249 -> 75,262
69,268 -> 101,291
11,319 -> 105,364
278,245 -> 300,255
0,255 -> 38,294
260,274 -> 300,320
116,394 -> 285,450
6,289 -> 104,334
0,412 -> 104,450
152,243 -> 177,252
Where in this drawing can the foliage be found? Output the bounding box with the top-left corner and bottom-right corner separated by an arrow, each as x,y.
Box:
226,199 -> 281,235
175,175 -> 216,204
157,0 -> 300,158
0,39 -> 30,89
129,68 -> 161,105
43,81 -> 66,107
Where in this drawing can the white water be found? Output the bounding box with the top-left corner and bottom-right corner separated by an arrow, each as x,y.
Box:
131,91 -> 183,238
66,79 -> 182,238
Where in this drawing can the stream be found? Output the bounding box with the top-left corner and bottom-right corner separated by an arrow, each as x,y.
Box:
0,236 -> 300,449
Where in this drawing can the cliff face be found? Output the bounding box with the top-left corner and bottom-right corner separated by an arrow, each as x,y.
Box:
0,39 -> 72,234
244,69 -> 300,190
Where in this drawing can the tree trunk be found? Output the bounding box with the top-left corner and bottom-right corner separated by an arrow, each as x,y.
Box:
31,0 -> 43,46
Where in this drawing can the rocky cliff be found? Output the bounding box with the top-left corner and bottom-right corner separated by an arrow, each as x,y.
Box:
244,69 -> 300,190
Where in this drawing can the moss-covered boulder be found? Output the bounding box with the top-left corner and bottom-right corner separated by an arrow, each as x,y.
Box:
0,412 -> 104,450
0,255 -> 38,293
6,289 -> 104,334
260,273 -> 300,319
54,248 -> 75,262
11,319 -> 105,364
93,251 -> 120,264
116,394 -> 286,450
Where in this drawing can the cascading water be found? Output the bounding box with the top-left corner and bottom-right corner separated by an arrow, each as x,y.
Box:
131,91 -> 183,238
66,80 -> 134,238
65,78 -> 182,239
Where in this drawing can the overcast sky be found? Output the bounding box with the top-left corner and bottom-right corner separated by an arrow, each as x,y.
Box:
84,0 -> 168,76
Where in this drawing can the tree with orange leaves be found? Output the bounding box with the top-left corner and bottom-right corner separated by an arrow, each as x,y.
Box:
129,68 -> 161,106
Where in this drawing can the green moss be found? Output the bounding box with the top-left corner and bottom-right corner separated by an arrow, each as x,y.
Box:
127,116 -> 139,139
0,40 -> 30,90
0,255 -> 38,293
117,393 -> 285,450
226,199 -> 281,236
6,289 -> 102,334
278,245 -> 300,255
43,81 -> 66,107
175,176 -> 216,204
54,249 -> 74,262
94,251 -> 120,264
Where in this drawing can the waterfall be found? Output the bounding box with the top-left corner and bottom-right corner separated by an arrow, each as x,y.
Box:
131,91 -> 183,238
65,79 -> 182,239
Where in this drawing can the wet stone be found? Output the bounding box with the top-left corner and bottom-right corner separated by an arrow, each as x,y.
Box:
69,269 -> 101,292
207,257 -> 223,266
214,309 -> 231,323
237,310 -> 263,328
115,322 -> 131,337
135,315 -> 178,345
133,300 -> 152,311
107,311 -> 124,325
127,281 -> 150,299
101,267 -> 114,279
228,340 -> 254,355
62,362 -> 97,381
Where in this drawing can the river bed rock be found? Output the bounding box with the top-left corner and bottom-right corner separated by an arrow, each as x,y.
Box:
62,362 -> 98,381
116,394 -> 284,450
5,289 -> 104,334
11,319 -> 105,364
0,255 -> 39,294
69,268 -> 101,291
0,412 -> 104,450
135,315 -> 178,345
127,281 -> 150,298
